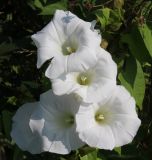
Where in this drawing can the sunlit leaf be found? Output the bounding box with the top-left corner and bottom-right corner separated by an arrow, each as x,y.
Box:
95,8 -> 124,31
114,147 -> 121,155
121,26 -> 152,63
118,56 -> 145,109
80,150 -> 102,160
7,96 -> 17,106
138,24 -> 152,58
33,0 -> 43,9
95,8 -> 111,29
40,0 -> 67,15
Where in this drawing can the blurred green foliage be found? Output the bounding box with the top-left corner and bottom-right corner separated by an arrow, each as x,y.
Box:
0,0 -> 152,160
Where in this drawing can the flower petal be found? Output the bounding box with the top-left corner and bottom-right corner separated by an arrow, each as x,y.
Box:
76,85 -> 141,149
85,78 -> 116,103
96,48 -> 117,79
36,46 -> 61,68
67,46 -> 98,72
29,90 -> 84,154
105,86 -> 138,116
52,10 -> 84,43
11,102 -> 50,154
82,48 -> 117,103
31,19 -> 61,48
30,105 -> 72,154
66,19 -> 101,72
109,115 -> 141,147
76,106 -> 115,150
31,19 -> 62,68
51,72 -> 83,96
32,10 -> 101,78
40,90 -> 81,114
45,54 -> 67,79
67,128 -> 85,150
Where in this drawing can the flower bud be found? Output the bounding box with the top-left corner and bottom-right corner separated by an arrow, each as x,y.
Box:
114,0 -> 124,8
100,39 -> 108,49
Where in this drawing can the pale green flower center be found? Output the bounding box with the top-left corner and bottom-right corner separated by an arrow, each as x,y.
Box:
64,115 -> 74,125
77,73 -> 92,86
58,114 -> 75,128
62,40 -> 77,55
95,113 -> 105,123
65,46 -> 76,55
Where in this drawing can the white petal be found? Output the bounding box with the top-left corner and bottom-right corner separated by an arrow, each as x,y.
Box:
105,86 -> 138,116
76,106 -> 96,132
31,20 -> 61,47
79,125 -> 115,150
40,89 -> 81,114
96,85 -> 141,147
45,126 -> 84,154
76,106 -> 115,150
52,10 -> 84,43
48,132 -> 70,154
45,54 -> 67,79
30,106 -> 71,154
11,102 -> 50,154
36,46 -> 61,68
51,73 -> 81,95
67,45 -> 98,73
31,20 -> 62,68
85,78 -> 116,103
96,48 -> 117,80
76,23 -> 101,50
76,86 -> 141,150
67,128 -> 85,150
84,49 -> 117,103
32,9 -> 101,78
66,20 -> 101,72
11,103 -> 36,150
30,91 -> 84,154
109,115 -> 141,147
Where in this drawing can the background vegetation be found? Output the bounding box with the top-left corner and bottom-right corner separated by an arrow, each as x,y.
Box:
0,0 -> 152,159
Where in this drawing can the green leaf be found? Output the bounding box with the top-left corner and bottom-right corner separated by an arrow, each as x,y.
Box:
95,8 -> 124,31
95,8 -> 111,29
33,0 -> 43,9
40,0 -> 67,15
60,158 -> 67,160
121,26 -> 152,63
138,24 -> 152,58
2,110 -> 13,139
80,150 -> 102,160
13,146 -> 24,160
22,81 -> 39,89
0,42 -> 17,56
7,96 -> 17,106
79,146 -> 97,158
140,1 -> 152,18
118,56 -> 145,109
114,147 -> 121,155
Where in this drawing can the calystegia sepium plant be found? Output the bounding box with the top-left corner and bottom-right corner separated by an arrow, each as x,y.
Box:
11,10 -> 141,156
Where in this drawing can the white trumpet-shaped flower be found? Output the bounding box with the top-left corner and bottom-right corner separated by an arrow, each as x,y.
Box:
11,90 -> 84,154
11,102 -> 49,154
76,86 -> 141,150
31,10 -> 101,79
51,48 -> 117,103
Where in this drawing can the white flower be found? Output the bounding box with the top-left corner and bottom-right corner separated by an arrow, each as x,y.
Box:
11,102 -> 48,154
11,90 -> 84,154
31,10 -> 101,79
76,86 -> 141,150
51,48 -> 117,103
